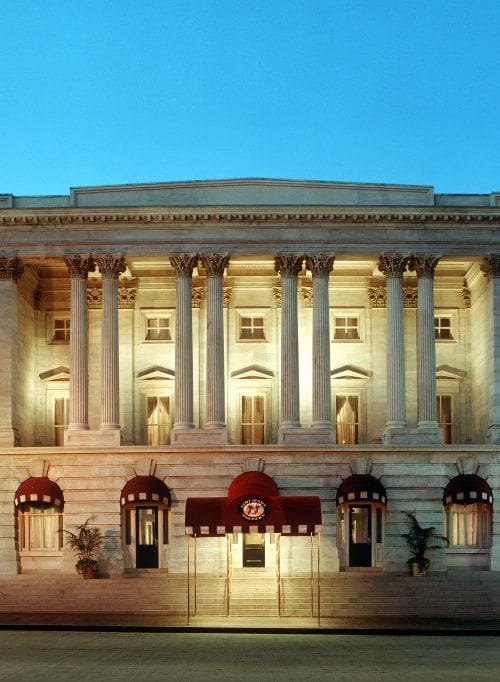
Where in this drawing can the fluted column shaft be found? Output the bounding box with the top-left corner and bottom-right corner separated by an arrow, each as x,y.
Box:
65,256 -> 94,430
275,255 -> 303,428
170,255 -> 198,429
378,255 -> 407,427
96,255 -> 126,429
481,256 -> 500,442
306,254 -> 335,427
201,254 -> 229,428
412,256 -> 440,426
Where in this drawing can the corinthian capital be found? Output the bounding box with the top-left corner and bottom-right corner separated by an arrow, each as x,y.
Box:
480,255 -> 500,280
95,254 -> 127,278
170,254 -> 198,278
305,253 -> 335,277
409,254 -> 440,278
377,254 -> 409,278
274,254 -> 304,277
200,253 -> 230,277
64,255 -> 95,279
0,256 -> 24,281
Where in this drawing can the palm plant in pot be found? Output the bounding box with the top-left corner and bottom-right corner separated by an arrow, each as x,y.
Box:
401,511 -> 448,576
62,517 -> 104,578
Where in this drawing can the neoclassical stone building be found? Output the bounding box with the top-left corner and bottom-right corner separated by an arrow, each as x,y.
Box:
0,179 -> 499,601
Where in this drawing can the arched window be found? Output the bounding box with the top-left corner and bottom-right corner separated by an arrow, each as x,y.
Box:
15,478 -> 64,552
443,475 -> 492,549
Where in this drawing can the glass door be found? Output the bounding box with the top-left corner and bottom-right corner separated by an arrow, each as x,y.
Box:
136,506 -> 159,568
349,505 -> 372,567
243,533 -> 265,567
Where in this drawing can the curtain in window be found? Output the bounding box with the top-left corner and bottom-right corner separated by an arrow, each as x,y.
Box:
26,504 -> 57,550
54,397 -> 68,446
147,397 -> 171,445
336,396 -> 358,444
446,503 -> 491,548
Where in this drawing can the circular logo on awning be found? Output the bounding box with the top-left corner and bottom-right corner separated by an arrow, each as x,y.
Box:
239,498 -> 268,521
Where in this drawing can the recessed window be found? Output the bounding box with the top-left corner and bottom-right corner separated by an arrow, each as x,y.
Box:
146,396 -> 171,445
334,316 -> 359,340
241,395 -> 265,444
445,503 -> 491,549
52,318 -> 70,343
435,316 -> 453,340
54,397 -> 69,446
239,315 -> 266,341
335,395 -> 359,444
145,316 -> 171,342
18,503 -> 63,551
437,395 -> 452,444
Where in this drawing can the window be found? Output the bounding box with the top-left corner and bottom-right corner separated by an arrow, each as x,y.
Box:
437,395 -> 452,444
145,316 -> 171,341
146,396 -> 171,445
334,315 -> 359,340
52,318 -> 70,343
241,395 -> 265,444
435,316 -> 453,340
239,314 -> 266,341
54,397 -> 69,446
18,503 -> 63,551
335,395 -> 358,444
445,503 -> 491,549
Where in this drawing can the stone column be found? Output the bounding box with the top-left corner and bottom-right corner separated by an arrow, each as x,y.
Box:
170,254 -> 198,432
275,255 -> 303,438
411,255 -> 441,436
200,254 -> 229,436
378,255 -> 408,441
0,257 -> 24,447
95,255 -> 126,437
64,255 -> 94,434
306,254 -> 335,434
481,255 -> 500,444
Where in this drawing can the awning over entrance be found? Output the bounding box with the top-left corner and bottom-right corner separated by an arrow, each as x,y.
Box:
120,475 -> 171,506
14,477 -> 64,507
336,474 -> 387,506
185,471 -> 322,536
443,474 -> 493,506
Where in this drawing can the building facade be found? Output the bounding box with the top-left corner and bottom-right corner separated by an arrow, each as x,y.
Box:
0,179 -> 499,598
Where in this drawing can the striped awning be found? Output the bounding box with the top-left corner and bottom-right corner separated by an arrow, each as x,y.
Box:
120,475 -> 171,506
336,474 -> 387,506
14,477 -> 64,507
185,471 -> 322,537
443,474 -> 493,506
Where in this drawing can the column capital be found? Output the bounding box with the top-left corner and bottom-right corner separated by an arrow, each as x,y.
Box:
409,254 -> 440,278
64,255 -> 95,279
377,254 -> 409,278
274,254 -> 303,277
95,254 -> 127,279
170,254 -> 198,278
200,253 -> 230,277
0,256 -> 24,281
480,255 -> 500,280
305,253 -> 335,277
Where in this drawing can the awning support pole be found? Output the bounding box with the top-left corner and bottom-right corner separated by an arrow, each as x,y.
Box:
317,532 -> 321,627
194,535 -> 197,616
277,533 -> 281,617
226,534 -> 230,617
186,534 -> 190,625
310,532 -> 314,618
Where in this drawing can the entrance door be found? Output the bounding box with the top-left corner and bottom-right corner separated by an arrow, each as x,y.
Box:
243,533 -> 265,567
349,505 -> 372,567
136,506 -> 159,568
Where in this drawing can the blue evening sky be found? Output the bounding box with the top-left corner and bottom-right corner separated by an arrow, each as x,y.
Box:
0,0 -> 498,196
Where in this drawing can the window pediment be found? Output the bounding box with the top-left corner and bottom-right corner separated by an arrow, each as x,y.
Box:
137,366 -> 175,381
331,365 -> 370,380
436,365 -> 466,380
39,366 -> 70,382
231,365 -> 274,380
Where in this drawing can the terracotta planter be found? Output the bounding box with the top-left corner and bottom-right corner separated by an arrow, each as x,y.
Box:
81,566 -> 97,579
411,563 -> 428,577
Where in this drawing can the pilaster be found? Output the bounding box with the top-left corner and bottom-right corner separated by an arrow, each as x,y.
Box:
481,255 -> 500,444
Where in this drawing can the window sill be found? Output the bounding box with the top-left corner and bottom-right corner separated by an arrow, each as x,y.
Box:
19,550 -> 63,557
446,547 -> 489,554
332,339 -> 363,344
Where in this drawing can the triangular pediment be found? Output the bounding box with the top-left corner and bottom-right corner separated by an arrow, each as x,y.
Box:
231,365 -> 275,380
39,366 -> 70,382
436,365 -> 466,380
331,364 -> 371,380
137,365 -> 175,380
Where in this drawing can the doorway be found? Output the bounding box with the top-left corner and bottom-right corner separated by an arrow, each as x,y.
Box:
136,506 -> 159,568
243,533 -> 265,567
349,505 -> 372,567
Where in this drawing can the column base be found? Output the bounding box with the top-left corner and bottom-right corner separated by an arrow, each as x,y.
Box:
486,425 -> 500,444
278,426 -> 335,444
64,428 -> 121,447
383,426 -> 442,445
0,427 -> 19,447
171,427 -> 227,445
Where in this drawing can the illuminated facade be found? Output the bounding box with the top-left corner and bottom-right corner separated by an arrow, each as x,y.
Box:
0,179 -> 499,613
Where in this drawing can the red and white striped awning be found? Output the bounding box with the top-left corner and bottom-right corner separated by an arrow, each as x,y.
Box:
185,471 -> 322,537
14,477 -> 64,507
120,475 -> 171,506
336,474 -> 387,506
443,474 -> 493,506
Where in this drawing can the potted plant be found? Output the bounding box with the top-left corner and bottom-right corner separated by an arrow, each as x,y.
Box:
401,511 -> 448,576
62,517 -> 104,578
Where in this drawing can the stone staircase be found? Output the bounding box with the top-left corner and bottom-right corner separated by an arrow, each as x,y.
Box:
0,571 -> 499,621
